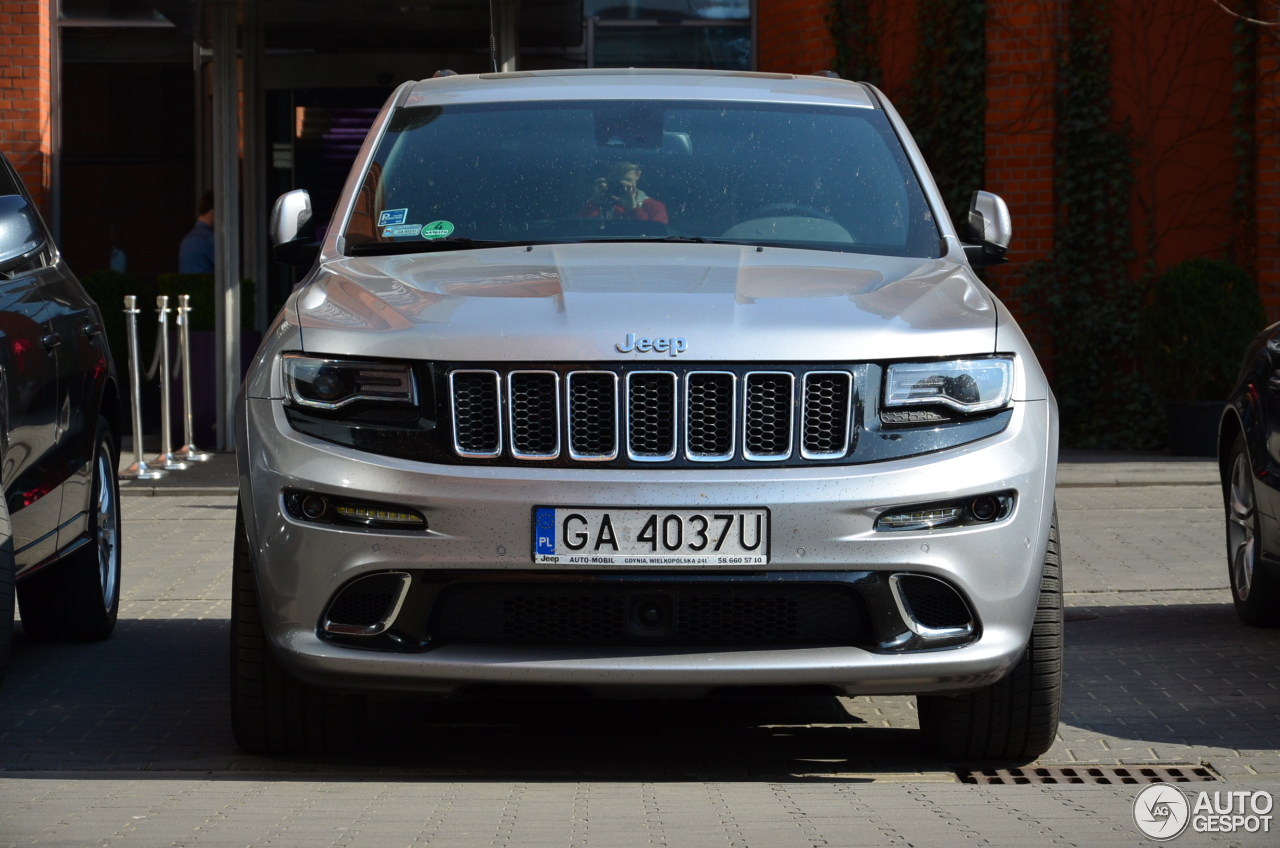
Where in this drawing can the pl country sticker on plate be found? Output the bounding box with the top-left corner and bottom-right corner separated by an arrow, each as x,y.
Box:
377,208 -> 408,226
382,224 -> 422,238
421,220 -> 455,239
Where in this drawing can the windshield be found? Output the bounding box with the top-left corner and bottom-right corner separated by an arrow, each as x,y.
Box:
343,99 -> 942,258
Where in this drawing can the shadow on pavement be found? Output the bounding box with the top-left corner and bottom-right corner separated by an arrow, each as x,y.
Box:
2,601 -> 1276,778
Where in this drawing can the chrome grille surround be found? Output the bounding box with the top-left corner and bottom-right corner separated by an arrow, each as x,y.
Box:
507,370 -> 561,460
742,371 -> 795,461
684,371 -> 736,462
625,371 -> 679,462
801,371 -> 853,460
449,369 -> 503,459
565,371 -> 620,461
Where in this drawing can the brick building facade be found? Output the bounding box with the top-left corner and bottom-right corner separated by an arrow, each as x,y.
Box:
0,0 -> 1273,310
0,0 -> 53,218
759,0 -> 1279,316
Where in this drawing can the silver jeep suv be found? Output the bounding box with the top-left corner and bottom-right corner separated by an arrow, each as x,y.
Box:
234,70 -> 1061,760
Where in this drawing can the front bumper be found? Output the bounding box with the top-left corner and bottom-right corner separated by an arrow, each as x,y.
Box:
239,396 -> 1057,697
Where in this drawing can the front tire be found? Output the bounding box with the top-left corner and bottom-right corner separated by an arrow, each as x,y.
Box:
230,500 -> 365,754
917,509 -> 1064,761
1224,433 -> 1280,626
17,416 -> 121,641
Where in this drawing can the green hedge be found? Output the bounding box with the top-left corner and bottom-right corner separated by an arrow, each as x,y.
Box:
156,273 -> 255,333
1138,258 -> 1267,402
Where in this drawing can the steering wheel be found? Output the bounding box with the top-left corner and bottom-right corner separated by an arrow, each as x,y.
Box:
743,202 -> 836,222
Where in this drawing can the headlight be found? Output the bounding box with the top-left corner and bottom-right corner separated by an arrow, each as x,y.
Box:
884,357 -> 1013,414
282,354 -> 417,410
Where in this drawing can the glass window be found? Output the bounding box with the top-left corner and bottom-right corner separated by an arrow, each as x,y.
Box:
344,100 -> 941,259
584,0 -> 749,21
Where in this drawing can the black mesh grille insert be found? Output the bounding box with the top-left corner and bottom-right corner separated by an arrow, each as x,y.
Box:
686,373 -> 734,458
803,373 -> 851,457
744,373 -> 793,457
326,573 -> 406,628
451,371 -> 501,456
509,372 -> 559,457
896,575 -> 972,630
628,373 -> 677,458
430,582 -> 868,646
568,372 -> 618,459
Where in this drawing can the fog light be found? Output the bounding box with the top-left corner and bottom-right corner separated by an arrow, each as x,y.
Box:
970,496 -> 999,522
284,489 -> 427,531
301,495 -> 328,519
875,492 -> 1015,532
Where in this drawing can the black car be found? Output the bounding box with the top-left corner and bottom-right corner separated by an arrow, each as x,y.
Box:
1220,327 -> 1280,626
0,153 -> 122,682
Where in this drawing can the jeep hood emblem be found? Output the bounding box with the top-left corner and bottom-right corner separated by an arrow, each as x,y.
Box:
616,333 -> 688,356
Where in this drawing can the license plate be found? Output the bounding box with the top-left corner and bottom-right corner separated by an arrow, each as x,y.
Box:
533,507 -> 770,565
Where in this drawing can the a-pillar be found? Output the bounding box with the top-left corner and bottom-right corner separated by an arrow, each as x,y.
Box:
984,1 -> 1062,313
1257,29 -> 1280,319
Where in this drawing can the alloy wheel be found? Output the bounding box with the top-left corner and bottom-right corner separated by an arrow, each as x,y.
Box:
95,447 -> 119,609
1228,451 -> 1256,601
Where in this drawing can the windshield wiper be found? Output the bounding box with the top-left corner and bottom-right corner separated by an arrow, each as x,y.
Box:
348,237 -> 526,256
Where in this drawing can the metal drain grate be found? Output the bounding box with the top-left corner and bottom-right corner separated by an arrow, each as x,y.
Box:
959,765 -> 1216,785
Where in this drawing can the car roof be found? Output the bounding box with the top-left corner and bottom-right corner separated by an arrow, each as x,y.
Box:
401,69 -> 878,110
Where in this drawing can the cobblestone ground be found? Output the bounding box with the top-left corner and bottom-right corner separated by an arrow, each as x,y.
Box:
2,485 -> 1278,846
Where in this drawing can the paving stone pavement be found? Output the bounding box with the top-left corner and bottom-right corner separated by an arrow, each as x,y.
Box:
2,484 -> 1279,846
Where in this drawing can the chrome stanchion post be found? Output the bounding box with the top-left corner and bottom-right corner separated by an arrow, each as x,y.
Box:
152,296 -> 187,470
174,294 -> 211,462
119,295 -> 165,480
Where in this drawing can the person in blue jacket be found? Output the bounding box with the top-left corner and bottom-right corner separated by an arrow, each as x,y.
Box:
178,191 -> 215,273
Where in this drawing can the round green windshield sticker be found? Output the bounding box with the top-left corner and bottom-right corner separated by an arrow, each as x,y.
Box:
421,220 -> 455,239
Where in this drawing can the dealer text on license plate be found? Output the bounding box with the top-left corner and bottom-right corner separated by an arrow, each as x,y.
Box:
533,507 -> 770,565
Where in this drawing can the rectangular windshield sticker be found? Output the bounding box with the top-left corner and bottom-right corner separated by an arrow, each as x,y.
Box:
382,224 -> 422,238
535,508 -> 556,556
378,208 -> 408,226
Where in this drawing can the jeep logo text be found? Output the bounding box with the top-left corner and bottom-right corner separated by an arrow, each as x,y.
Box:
616,333 -> 687,356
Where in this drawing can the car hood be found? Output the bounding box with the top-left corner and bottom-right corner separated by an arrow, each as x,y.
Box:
295,243 -> 997,362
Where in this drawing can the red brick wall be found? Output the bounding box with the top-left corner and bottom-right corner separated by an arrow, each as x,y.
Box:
0,0 -> 53,216
983,1 -> 1060,304
757,0 -> 836,74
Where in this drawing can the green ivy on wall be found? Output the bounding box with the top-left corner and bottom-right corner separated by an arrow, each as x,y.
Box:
827,0 -> 986,233
826,0 -> 882,88
906,0 -> 987,231
1024,0 -> 1161,450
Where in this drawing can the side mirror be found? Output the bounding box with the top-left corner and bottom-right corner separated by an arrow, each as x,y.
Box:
963,190 -> 1012,269
270,189 -> 318,266
0,194 -> 46,273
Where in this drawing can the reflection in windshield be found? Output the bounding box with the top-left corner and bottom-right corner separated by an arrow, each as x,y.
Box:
344,100 -> 941,258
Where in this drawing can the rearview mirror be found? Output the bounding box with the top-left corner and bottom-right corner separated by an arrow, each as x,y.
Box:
270,189 -> 318,266
0,194 -> 46,273
963,190 -> 1011,269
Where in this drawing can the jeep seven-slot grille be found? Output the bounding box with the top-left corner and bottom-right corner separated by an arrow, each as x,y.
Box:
448,367 -> 855,465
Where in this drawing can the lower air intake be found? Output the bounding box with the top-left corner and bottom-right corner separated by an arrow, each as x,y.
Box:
323,572 -> 409,636
429,582 -> 869,646
894,574 -> 972,630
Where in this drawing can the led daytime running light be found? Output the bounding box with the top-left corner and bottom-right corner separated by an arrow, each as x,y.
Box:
878,507 -> 963,530
334,505 -> 423,525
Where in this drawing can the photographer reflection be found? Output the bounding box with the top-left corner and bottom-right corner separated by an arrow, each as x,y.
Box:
581,161 -> 669,224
